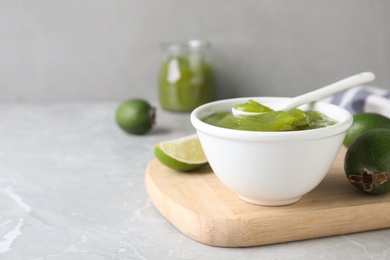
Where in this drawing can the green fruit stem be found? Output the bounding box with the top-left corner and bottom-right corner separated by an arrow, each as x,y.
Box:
150,107 -> 156,126
347,168 -> 390,192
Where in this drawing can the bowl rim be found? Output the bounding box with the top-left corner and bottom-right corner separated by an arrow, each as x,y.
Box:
190,97 -> 353,142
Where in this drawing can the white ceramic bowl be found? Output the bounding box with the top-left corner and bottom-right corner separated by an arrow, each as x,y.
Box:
191,97 -> 353,206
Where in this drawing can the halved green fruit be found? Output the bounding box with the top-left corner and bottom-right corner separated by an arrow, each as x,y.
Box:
154,134 -> 208,171
344,128 -> 390,194
343,113 -> 390,147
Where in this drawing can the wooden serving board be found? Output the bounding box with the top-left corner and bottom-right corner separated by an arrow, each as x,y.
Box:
145,147 -> 390,247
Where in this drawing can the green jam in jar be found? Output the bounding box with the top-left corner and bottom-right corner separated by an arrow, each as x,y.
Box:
158,41 -> 216,112
203,99 -> 337,131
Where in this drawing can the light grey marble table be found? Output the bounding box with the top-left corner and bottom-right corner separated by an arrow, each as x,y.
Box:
1,102 -> 390,260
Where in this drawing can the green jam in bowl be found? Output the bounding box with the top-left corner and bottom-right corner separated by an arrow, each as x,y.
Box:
203,99 -> 337,131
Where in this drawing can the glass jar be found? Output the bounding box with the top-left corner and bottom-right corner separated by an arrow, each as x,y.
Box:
158,40 -> 216,112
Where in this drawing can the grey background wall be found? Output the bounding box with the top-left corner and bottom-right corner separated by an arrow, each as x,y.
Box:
1,0 -> 389,102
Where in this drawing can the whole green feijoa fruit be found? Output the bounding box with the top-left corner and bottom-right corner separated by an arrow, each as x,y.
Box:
343,113 -> 390,148
115,99 -> 155,135
344,128 -> 390,194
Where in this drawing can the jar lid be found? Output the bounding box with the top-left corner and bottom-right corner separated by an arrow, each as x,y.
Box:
160,40 -> 211,54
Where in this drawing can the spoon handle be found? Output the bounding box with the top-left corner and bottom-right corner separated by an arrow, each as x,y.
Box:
279,72 -> 375,111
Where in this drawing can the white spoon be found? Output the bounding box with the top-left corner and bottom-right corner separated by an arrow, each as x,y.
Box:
232,72 -> 375,116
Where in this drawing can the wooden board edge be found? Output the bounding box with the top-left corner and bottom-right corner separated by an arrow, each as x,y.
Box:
145,159 -> 390,247
145,163 -> 216,245
236,203 -> 390,247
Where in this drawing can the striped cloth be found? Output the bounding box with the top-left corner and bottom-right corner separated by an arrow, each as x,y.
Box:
321,86 -> 390,118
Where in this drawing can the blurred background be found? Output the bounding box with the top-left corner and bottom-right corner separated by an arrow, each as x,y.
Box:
1,0 -> 389,102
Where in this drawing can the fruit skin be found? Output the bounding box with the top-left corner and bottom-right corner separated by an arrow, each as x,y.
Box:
343,113 -> 390,147
115,99 -> 155,135
344,128 -> 390,194
154,144 -> 208,172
